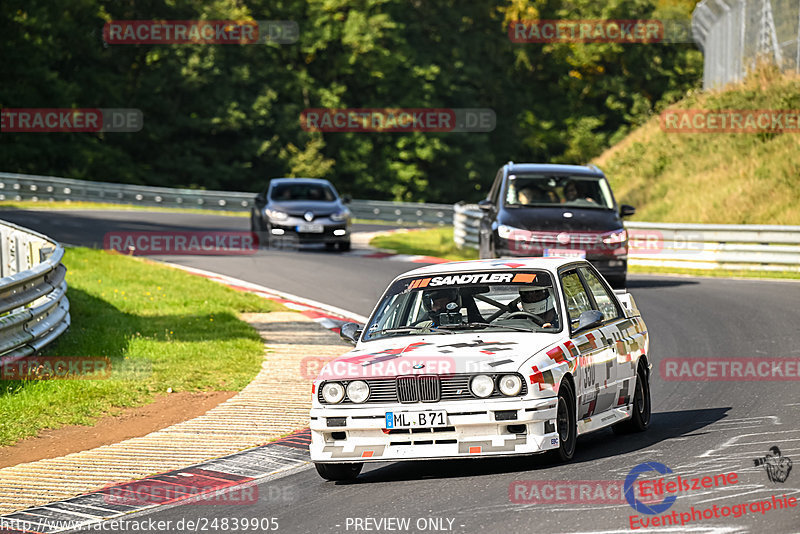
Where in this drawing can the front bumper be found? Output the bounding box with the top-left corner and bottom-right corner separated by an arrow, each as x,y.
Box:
310,397 -> 560,463
495,237 -> 626,278
267,218 -> 349,245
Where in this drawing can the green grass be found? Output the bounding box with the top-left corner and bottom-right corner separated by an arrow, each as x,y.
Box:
594,67 -> 800,225
370,227 -> 478,261
0,200 -> 248,217
0,248 -> 284,447
628,264 -> 800,280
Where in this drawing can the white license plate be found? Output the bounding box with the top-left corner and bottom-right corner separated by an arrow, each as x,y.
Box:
544,248 -> 586,259
385,410 -> 447,429
296,224 -> 324,233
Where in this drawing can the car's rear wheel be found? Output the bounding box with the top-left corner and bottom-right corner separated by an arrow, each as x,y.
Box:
613,362 -> 651,434
551,379 -> 577,462
315,462 -> 363,481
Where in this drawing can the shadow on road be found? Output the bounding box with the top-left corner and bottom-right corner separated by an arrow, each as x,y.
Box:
626,277 -> 701,289
350,407 -> 730,484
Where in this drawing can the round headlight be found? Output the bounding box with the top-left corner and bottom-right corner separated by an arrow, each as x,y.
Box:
470,374 -> 494,398
346,380 -> 370,403
321,382 -> 345,404
498,374 -> 523,396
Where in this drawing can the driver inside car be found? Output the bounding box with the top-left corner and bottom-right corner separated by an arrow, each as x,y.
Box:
516,285 -> 558,328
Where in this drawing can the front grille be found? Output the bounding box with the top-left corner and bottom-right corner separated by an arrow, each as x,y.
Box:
397,376 -> 418,403
418,375 -> 440,402
318,373 -> 527,404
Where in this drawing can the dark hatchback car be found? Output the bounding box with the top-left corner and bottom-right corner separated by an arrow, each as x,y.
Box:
251,178 -> 352,251
478,162 -> 635,287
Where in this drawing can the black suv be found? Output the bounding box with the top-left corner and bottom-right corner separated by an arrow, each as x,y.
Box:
478,162 -> 635,287
251,178 -> 352,251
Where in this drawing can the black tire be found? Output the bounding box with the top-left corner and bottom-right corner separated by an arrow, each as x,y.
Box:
337,240 -> 351,252
325,242 -> 337,251
315,462 -> 363,481
613,362 -> 651,434
551,379 -> 577,462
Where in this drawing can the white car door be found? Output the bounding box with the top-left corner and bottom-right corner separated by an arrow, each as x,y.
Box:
559,268 -> 616,422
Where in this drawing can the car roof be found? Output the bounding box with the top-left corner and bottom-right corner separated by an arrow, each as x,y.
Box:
396,257 -> 580,280
269,178 -> 333,185
505,163 -> 604,177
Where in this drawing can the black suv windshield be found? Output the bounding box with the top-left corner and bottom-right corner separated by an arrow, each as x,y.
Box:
505,174 -> 613,209
270,183 -> 336,202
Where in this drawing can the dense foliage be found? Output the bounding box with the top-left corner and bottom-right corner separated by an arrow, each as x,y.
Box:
1,0 -> 701,202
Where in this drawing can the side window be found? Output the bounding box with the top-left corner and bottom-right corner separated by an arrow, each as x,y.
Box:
560,270 -> 593,328
579,267 -> 621,321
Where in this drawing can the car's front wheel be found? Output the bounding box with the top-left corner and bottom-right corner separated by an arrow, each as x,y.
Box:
315,462 -> 363,481
551,379 -> 577,462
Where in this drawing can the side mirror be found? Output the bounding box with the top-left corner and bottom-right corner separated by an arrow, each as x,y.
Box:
339,322 -> 363,345
478,199 -> 493,211
341,194 -> 352,204
575,310 -> 604,333
620,204 -> 636,218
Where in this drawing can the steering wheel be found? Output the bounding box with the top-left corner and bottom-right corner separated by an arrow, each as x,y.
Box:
504,310 -> 547,326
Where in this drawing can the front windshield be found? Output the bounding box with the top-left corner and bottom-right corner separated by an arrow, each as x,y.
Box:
505,174 -> 613,209
363,270 -> 561,341
270,183 -> 337,202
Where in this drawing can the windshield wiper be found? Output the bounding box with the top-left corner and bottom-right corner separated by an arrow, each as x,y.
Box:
437,322 -> 532,333
371,327 -> 455,336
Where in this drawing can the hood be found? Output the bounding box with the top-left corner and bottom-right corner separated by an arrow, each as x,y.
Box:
268,200 -> 342,216
500,206 -> 622,232
317,332 -> 564,380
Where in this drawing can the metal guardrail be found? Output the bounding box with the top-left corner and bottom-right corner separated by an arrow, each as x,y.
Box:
0,220 -> 71,361
692,0 -> 799,90
0,172 -> 454,226
454,203 -> 800,272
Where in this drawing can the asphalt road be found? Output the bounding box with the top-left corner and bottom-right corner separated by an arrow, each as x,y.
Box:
3,209 -> 799,534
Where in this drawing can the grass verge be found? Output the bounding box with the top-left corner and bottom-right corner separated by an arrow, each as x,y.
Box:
594,68 -> 800,225
0,248 -> 284,447
628,264 -> 800,281
370,227 -> 478,261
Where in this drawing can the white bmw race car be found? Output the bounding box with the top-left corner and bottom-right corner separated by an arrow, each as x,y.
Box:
309,257 -> 651,481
